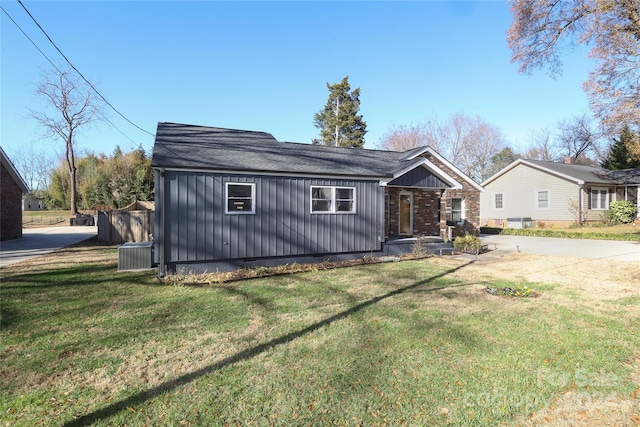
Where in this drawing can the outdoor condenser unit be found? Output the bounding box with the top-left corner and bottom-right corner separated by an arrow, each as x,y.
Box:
118,242 -> 154,271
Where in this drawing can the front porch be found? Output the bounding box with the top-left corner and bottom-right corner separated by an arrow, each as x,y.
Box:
384,186 -> 479,241
381,236 -> 455,257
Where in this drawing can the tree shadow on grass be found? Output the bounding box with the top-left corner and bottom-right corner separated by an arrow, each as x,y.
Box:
63,260 -> 475,427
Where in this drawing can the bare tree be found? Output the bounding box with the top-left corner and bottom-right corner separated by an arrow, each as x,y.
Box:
507,0 -> 640,156
428,112 -> 505,182
8,143 -> 56,194
377,123 -> 439,152
523,127 -> 559,161
556,114 -> 604,165
31,68 -> 101,215
379,112 -> 505,183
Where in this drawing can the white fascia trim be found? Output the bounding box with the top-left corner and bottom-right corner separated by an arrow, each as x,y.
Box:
403,146 -> 430,160
420,147 -> 485,192
379,159 -> 463,189
482,159 -> 585,187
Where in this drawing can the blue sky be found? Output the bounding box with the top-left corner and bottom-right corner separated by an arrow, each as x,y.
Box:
1,1 -> 592,160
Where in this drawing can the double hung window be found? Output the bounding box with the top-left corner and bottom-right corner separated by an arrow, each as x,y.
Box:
589,188 -> 609,210
537,190 -> 549,209
311,186 -> 355,213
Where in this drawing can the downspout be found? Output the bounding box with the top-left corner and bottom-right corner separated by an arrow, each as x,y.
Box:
578,184 -> 584,225
158,168 -> 166,279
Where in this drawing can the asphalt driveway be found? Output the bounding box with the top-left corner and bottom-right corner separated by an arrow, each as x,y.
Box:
478,234 -> 640,262
0,226 -> 97,268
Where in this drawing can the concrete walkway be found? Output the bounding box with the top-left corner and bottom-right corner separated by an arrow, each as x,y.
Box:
475,234 -> 640,262
0,226 -> 97,268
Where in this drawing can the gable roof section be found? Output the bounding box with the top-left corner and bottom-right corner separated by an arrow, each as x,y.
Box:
152,123 -> 470,185
0,146 -> 28,193
384,161 -> 458,189
401,146 -> 484,191
482,159 -> 614,187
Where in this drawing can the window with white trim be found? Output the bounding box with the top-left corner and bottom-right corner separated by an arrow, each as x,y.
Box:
225,183 -> 255,214
311,186 -> 355,213
589,188 -> 609,210
537,190 -> 549,209
451,198 -> 463,223
494,193 -> 504,210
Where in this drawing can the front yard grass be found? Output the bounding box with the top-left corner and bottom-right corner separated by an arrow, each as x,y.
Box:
1,240 -> 638,426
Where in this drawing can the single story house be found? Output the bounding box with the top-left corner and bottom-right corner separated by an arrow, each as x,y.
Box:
1,147 -> 29,241
23,194 -> 45,211
480,159 -> 640,227
151,122 -> 483,275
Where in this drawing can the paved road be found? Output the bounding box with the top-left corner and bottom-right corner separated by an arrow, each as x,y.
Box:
478,234 -> 640,262
0,226 -> 97,268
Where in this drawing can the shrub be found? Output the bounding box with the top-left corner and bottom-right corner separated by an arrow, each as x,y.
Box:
479,226 -> 502,235
453,233 -> 483,253
410,236 -> 431,258
606,201 -> 638,224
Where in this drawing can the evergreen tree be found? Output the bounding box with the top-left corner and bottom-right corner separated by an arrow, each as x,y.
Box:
313,76 -> 367,147
601,125 -> 640,170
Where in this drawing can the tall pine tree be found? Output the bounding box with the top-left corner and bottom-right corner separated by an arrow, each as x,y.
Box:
601,125 -> 640,170
313,76 -> 367,148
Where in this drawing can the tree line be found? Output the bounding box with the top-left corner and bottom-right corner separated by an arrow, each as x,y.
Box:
28,146 -> 153,211
377,113 -> 639,183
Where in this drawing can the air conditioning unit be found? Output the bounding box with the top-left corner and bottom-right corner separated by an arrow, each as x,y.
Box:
118,242 -> 154,271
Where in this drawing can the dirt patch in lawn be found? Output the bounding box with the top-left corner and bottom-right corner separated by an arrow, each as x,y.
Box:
432,253 -> 640,427
434,253 -> 640,302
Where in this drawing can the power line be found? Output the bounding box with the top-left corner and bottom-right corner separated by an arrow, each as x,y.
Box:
1,4 -> 141,146
15,0 -> 154,137
0,5 -> 63,75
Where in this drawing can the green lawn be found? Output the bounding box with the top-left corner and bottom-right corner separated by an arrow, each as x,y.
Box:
23,210 -> 71,226
1,240 -> 638,426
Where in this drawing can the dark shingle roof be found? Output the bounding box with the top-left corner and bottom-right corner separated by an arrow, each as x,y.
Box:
604,168 -> 640,185
152,122 -> 418,178
522,160 -> 614,185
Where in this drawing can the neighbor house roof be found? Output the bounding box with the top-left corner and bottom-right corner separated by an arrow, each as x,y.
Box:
0,146 -> 29,193
604,168 -> 640,185
482,158 -> 615,186
151,122 -> 481,190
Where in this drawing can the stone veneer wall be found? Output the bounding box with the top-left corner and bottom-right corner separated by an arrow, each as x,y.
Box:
0,162 -> 23,241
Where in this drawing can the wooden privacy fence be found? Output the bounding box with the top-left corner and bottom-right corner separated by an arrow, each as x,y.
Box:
97,201 -> 154,244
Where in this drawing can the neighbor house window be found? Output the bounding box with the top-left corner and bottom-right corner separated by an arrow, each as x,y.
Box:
311,186 -> 355,213
494,193 -> 504,210
226,182 -> 255,214
537,190 -> 549,209
451,198 -> 463,223
589,188 -> 609,210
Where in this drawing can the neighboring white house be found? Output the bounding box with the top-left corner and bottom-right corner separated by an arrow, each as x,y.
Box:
480,159 -> 640,227
23,194 -> 45,211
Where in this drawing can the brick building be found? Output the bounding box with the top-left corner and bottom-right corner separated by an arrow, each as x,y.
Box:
1,147 -> 29,241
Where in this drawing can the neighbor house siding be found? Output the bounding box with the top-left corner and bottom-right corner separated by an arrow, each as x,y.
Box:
582,185 -> 615,222
158,170 -> 384,265
480,164 -> 580,225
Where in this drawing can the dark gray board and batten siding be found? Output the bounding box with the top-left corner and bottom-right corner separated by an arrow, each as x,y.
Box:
387,166 -> 449,188
156,170 -> 385,270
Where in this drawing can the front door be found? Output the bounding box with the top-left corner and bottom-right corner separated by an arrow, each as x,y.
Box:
399,192 -> 413,236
